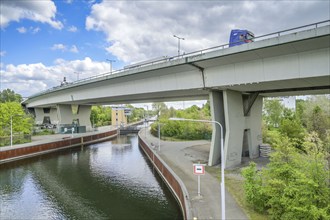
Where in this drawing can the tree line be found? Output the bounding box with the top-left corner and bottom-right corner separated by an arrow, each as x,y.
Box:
150,102 -> 212,140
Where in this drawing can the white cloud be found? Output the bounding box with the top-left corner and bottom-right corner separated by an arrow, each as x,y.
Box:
0,0 -> 63,29
68,25 -> 78,32
1,57 -> 109,97
0,51 -> 7,57
86,1 -> 329,63
70,45 -> 79,53
31,27 -> 41,34
51,44 -> 79,53
17,27 -> 27,33
16,26 -> 41,34
51,44 -> 67,51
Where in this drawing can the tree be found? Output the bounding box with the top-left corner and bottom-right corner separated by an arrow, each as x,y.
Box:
307,106 -> 329,141
90,106 -> 111,127
126,105 -> 144,123
152,102 -> 168,119
263,98 -> 284,128
0,102 -> 33,137
0,89 -> 23,103
150,103 -> 212,140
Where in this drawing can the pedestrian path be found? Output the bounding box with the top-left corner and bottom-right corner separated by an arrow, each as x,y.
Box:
140,128 -> 248,220
0,125 -> 116,151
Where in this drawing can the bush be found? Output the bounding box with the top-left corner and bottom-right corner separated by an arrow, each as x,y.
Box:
150,120 -> 212,140
242,136 -> 330,219
242,162 -> 268,213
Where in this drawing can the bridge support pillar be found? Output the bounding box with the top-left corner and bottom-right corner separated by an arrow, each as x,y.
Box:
208,90 -> 262,168
33,107 -> 59,125
57,104 -> 92,131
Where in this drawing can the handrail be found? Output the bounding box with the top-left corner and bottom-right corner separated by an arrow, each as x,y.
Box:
27,20 -> 329,99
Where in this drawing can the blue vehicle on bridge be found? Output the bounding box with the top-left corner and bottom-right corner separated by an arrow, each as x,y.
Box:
229,29 -> 254,47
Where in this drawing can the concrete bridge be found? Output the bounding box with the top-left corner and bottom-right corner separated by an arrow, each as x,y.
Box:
23,21 -> 330,168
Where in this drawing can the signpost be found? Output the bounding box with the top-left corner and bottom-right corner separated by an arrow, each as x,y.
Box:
193,163 -> 206,197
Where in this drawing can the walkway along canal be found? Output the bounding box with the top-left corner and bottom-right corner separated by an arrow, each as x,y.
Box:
0,134 -> 183,219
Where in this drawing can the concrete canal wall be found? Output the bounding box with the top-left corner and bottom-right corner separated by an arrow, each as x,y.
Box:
138,133 -> 192,220
0,130 -> 118,164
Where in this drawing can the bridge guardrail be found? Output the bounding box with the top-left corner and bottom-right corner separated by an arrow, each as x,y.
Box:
27,20 -> 330,99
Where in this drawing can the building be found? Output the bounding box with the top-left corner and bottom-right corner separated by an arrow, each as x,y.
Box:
111,107 -> 128,127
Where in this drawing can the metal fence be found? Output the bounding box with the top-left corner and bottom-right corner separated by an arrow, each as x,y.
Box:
0,134 -> 32,147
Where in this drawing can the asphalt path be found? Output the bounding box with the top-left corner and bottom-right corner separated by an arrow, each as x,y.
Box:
140,128 -> 248,220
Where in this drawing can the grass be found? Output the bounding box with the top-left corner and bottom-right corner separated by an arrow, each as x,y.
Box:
205,166 -> 269,220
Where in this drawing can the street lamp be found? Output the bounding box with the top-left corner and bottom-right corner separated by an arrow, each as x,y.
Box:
158,122 -> 162,151
144,105 -> 149,137
169,117 -> 226,220
11,114 -> 24,147
74,72 -> 81,81
106,59 -> 116,74
173,35 -> 185,56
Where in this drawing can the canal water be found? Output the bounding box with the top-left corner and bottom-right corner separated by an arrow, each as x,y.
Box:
0,135 -> 183,219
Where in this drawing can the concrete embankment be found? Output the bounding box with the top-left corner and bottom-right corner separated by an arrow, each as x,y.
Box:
138,132 -> 192,220
0,129 -> 117,164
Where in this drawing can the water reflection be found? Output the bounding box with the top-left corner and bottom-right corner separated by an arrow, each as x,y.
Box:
0,135 -> 183,220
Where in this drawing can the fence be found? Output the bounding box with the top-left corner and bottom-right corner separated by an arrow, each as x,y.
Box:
0,134 -> 32,147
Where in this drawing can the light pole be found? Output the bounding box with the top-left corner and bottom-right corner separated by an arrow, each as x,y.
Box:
11,114 -> 24,147
173,35 -> 185,56
74,72 -> 81,80
144,105 -> 149,137
106,59 -> 116,74
169,117 -> 226,220
158,122 -> 163,151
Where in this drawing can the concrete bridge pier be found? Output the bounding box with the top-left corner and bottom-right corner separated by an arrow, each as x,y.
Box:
32,104 -> 92,132
56,104 -> 92,132
208,90 -> 263,168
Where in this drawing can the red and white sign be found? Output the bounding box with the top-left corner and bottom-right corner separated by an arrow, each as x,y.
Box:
193,164 -> 205,175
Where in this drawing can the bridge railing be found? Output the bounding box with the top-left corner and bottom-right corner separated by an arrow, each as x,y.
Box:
28,20 -> 329,99
179,19 -> 330,58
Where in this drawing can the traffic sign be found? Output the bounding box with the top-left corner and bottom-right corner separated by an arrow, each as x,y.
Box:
193,163 -> 205,175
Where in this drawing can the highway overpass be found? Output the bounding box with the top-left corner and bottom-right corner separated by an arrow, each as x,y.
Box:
23,21 -> 330,168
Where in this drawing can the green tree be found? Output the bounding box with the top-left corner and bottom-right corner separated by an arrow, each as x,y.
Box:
126,105 -> 144,123
0,102 -> 33,145
307,106 -> 329,141
90,106 -> 111,127
0,89 -> 23,103
263,98 -> 284,128
150,103 -> 212,140
152,102 -> 168,119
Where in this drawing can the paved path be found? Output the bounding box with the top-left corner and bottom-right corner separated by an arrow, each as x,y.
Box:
141,128 -> 248,220
0,125 -> 116,151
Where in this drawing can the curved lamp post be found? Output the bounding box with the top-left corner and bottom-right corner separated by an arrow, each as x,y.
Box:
169,117 -> 226,220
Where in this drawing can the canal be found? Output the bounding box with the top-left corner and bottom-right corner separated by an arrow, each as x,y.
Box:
0,135 -> 183,219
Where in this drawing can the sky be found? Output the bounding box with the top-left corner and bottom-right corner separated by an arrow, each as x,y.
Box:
0,0 -> 329,108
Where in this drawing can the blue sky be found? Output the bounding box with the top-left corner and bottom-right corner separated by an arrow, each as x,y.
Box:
0,0 -> 329,107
